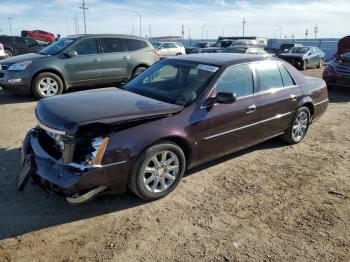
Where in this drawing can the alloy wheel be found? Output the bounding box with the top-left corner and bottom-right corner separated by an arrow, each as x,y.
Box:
292,111 -> 308,142
38,77 -> 59,97
142,151 -> 179,193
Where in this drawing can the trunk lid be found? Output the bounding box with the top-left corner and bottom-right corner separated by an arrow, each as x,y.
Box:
36,88 -> 184,134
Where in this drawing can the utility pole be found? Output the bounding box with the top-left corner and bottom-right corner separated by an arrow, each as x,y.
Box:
181,24 -> 184,39
133,11 -> 141,37
206,30 -> 208,39
314,24 -> 319,39
222,28 -> 225,37
79,0 -> 88,35
242,17 -> 247,37
149,24 -> 151,39
201,23 -> 208,40
65,20 -> 70,35
7,17 -> 13,36
305,29 -> 308,39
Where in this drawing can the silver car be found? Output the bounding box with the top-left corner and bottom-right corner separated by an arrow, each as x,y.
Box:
153,42 -> 186,58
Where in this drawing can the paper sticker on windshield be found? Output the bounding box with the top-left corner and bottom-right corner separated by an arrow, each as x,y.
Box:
196,64 -> 219,72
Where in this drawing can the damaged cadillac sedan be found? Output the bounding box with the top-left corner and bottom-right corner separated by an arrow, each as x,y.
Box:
18,54 -> 328,203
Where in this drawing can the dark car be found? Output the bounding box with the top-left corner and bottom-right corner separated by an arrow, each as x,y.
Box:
323,52 -> 350,89
278,46 -> 325,70
276,43 -> 303,55
0,35 -> 43,58
200,39 -> 235,53
219,46 -> 273,57
21,30 -> 56,43
18,54 -> 328,203
185,42 -> 212,54
0,34 -> 159,99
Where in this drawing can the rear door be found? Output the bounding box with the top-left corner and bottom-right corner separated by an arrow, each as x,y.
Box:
13,37 -> 28,55
98,37 -> 129,82
64,38 -> 102,86
251,61 -> 301,138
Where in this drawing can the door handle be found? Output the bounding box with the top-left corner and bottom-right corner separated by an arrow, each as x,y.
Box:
123,56 -> 130,60
246,104 -> 256,113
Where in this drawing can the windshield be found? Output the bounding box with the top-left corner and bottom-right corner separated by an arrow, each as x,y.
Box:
213,40 -> 232,48
289,47 -> 310,54
124,60 -> 219,106
39,38 -> 75,55
196,42 -> 208,48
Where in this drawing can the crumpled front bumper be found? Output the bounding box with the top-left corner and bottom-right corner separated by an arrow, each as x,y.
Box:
20,129 -> 130,196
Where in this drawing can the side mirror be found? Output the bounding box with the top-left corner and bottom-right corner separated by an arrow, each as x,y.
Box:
64,50 -> 78,58
216,92 -> 237,104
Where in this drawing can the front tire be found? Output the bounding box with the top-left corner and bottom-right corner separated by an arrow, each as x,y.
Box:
131,66 -> 147,79
129,141 -> 186,200
32,72 -> 64,99
281,107 -> 310,144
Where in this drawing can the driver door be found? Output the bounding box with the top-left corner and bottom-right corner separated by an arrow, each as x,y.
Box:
190,64 -> 261,163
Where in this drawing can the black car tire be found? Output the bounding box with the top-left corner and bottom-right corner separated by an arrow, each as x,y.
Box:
317,58 -> 324,68
300,60 -> 307,70
131,66 -> 147,79
129,141 -> 186,200
32,72 -> 64,99
176,53 -> 182,56
4,49 -> 13,57
281,107 -> 310,145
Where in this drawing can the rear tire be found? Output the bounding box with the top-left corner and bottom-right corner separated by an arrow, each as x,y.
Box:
4,50 -> 13,58
32,72 -> 64,99
131,66 -> 147,79
128,141 -> 186,200
300,60 -> 307,70
281,107 -> 310,144
176,53 -> 182,56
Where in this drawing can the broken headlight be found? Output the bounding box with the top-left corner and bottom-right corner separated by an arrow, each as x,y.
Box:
85,137 -> 109,165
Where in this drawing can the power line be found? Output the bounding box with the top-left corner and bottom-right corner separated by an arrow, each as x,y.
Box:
79,0 -> 88,35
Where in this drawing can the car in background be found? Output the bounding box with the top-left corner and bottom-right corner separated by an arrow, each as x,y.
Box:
323,52 -> 350,89
276,43 -> 303,55
219,46 -> 273,57
21,30 -> 56,43
278,46 -> 325,70
185,42 -> 213,54
153,42 -> 186,57
18,54 -> 328,203
200,39 -> 235,53
0,43 -> 6,59
0,34 -> 159,98
0,36 -> 44,58
323,36 -> 350,89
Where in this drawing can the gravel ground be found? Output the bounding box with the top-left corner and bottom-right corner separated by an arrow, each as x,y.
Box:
0,67 -> 349,262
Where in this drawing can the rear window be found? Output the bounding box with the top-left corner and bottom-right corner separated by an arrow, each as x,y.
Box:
101,38 -> 126,53
255,61 -> 284,91
124,39 -> 148,51
278,63 -> 295,87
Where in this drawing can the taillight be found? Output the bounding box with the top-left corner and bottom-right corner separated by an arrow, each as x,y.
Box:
0,44 -> 3,50
154,51 -> 160,58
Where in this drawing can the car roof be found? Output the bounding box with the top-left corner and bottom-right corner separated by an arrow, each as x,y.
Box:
168,53 -> 273,66
65,34 -> 147,41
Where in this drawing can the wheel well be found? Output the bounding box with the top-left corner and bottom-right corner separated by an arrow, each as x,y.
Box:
31,69 -> 67,92
302,102 -> 314,120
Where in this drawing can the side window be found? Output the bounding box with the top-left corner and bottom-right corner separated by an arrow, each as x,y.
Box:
255,62 -> 284,91
25,38 -> 37,47
15,38 -> 26,48
216,64 -> 254,97
161,43 -> 170,49
101,38 -> 126,53
168,43 -> 177,48
74,38 -> 97,55
124,39 -> 147,51
278,63 -> 295,87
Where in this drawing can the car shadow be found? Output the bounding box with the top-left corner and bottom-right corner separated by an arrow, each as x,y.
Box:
328,89 -> 350,103
0,137 -> 287,240
0,89 -> 36,105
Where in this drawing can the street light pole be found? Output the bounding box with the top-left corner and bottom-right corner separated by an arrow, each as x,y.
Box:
7,17 -> 13,36
314,24 -> 319,39
79,0 -> 88,35
134,11 -> 141,37
201,23 -> 208,40
242,18 -> 246,37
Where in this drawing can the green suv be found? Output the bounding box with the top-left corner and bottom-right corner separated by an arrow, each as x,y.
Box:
0,34 -> 159,98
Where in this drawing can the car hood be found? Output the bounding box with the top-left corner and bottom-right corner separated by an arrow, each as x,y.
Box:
0,53 -> 47,65
35,88 -> 184,134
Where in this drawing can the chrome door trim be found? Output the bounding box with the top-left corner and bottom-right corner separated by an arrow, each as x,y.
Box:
204,111 -> 293,140
314,99 -> 329,106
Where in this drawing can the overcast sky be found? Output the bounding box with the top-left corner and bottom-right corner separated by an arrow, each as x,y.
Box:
0,0 -> 349,39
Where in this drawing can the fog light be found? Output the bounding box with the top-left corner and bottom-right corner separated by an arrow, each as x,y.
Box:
8,78 -> 22,83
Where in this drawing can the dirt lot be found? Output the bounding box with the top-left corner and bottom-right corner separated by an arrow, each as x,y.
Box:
0,68 -> 349,262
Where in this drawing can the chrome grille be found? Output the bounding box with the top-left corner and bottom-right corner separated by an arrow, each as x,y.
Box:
335,63 -> 350,77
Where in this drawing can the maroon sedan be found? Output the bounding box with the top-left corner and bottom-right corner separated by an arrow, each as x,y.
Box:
19,54 -> 328,203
